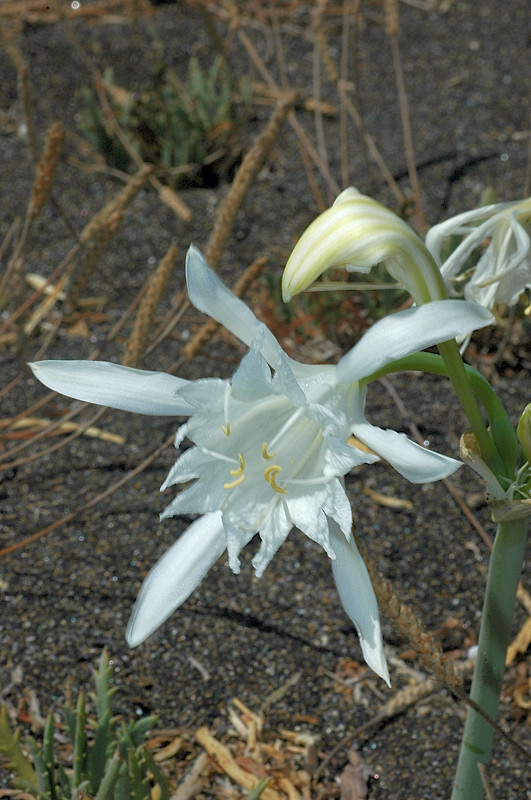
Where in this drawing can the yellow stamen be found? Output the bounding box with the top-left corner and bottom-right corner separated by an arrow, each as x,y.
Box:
230,452 -> 245,476
264,465 -> 286,494
262,442 -> 274,460
223,453 -> 245,489
223,474 -> 245,489
222,422 -> 231,436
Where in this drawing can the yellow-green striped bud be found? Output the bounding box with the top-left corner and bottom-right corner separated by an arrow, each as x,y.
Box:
517,403 -> 531,466
282,188 -> 448,305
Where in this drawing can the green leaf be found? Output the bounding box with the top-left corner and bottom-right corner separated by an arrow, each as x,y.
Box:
0,706 -> 39,791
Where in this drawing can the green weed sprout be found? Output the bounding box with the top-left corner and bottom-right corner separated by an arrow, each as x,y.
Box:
0,651 -> 170,800
79,56 -> 250,187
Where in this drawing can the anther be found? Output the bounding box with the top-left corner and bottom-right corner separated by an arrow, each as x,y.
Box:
224,454 -> 245,489
223,474 -> 245,489
222,422 -> 231,436
230,453 -> 245,476
262,442 -> 274,460
264,465 -> 286,494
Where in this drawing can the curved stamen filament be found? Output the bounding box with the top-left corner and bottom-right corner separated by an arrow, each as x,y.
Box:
223,452 -> 246,490
262,442 -> 274,460
264,465 -> 286,494
223,473 -> 245,489
230,452 -> 245,477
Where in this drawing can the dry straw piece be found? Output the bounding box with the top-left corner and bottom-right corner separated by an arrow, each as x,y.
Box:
123,243 -> 179,367
5,43 -> 40,163
27,122 -> 65,220
312,0 -> 339,84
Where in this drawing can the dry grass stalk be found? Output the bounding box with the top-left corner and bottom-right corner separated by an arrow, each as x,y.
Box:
204,90 -> 298,270
65,164 -> 153,311
384,0 -> 399,38
27,122 -> 64,220
379,676 -> 441,718
312,0 -> 339,83
0,0 -> 151,24
5,43 -> 40,163
356,533 -> 462,688
182,254 -> 268,361
385,0 -> 426,231
195,726 -> 285,800
24,273 -> 67,335
123,242 -> 179,367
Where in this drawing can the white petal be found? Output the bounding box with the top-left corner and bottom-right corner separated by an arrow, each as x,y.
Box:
186,246 -> 283,368
336,300 -> 494,384
353,422 -> 461,482
329,520 -> 390,686
231,337 -> 273,400
425,203 -> 505,264
126,511 -> 226,646
29,360 -> 193,416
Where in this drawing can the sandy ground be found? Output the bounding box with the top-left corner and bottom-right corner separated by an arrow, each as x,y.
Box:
0,2 -> 530,797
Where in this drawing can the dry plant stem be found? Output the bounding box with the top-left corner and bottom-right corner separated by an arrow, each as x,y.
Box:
237,28 -> 340,199
0,433 -> 173,560
123,243 -> 179,366
0,0 -> 152,25
337,82 -> 405,206
313,0 -> 339,83
339,1 -> 352,188
5,43 -> 40,163
451,517 -> 529,800
65,164 -> 153,311
0,405 -> 106,471
385,0 -> 426,232
0,243 -> 81,334
204,92 -> 297,269
312,38 -> 330,192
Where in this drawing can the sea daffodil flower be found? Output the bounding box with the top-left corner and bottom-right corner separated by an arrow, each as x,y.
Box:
426,196 -> 531,311
282,187 -> 448,304
30,246 -> 493,685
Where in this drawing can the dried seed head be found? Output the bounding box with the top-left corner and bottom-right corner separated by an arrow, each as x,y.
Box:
27,122 -> 65,220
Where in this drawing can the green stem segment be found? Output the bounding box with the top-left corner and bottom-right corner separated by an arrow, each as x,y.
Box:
450,517 -> 529,800
436,339 -> 506,478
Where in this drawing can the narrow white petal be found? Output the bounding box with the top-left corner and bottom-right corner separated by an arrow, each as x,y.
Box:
29,360 -> 193,416
353,422 -> 461,482
186,246 -> 283,368
425,203 -> 505,263
329,520 -> 390,686
126,511 -> 226,646
336,300 -> 493,383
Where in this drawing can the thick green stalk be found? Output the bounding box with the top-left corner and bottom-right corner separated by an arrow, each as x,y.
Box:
450,517 -> 529,800
437,339 -> 506,478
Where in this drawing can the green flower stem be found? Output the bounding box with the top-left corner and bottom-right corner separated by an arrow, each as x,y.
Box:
436,339 -> 506,479
364,350 -> 518,479
450,517 -> 529,800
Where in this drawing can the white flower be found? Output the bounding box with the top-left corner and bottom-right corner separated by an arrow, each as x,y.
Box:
426,196 -> 531,310
29,246 -> 493,685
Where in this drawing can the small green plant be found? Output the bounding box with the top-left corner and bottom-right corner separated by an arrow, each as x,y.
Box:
78,56 -> 250,187
0,651 -> 170,800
